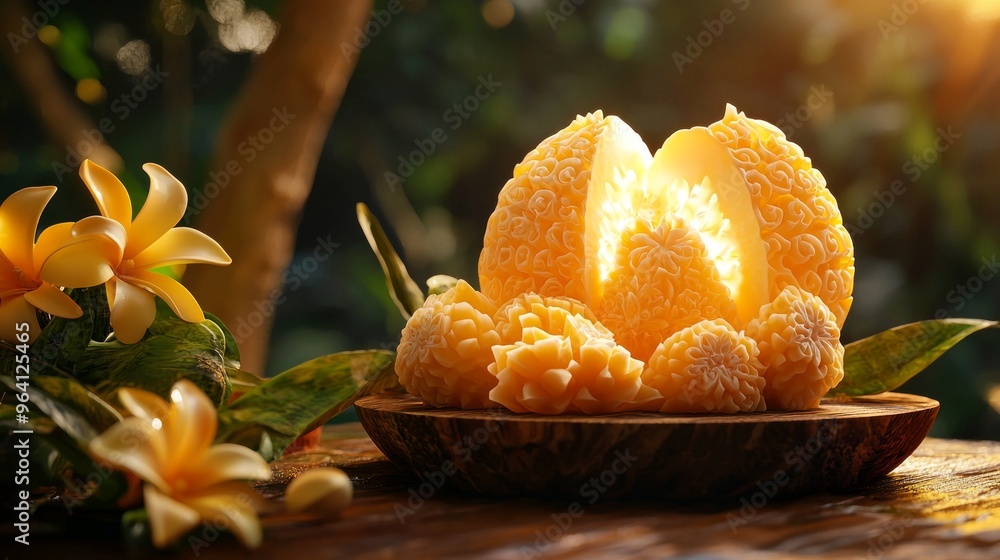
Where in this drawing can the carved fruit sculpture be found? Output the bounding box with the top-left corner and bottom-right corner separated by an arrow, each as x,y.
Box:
395,105 -> 854,413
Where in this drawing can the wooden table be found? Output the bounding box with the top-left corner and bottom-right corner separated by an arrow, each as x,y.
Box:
27,424 -> 1000,559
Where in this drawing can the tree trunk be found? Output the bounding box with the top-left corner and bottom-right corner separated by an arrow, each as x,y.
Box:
185,0 -> 372,373
0,0 -> 122,175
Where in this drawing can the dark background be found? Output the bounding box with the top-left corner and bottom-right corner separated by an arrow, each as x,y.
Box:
2,0 -> 999,438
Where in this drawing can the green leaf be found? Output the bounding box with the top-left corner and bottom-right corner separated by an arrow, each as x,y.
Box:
356,202 -> 425,319
73,303 -> 232,406
205,312 -> 241,369
36,428 -> 132,506
0,374 -> 103,445
28,286 -> 109,375
227,367 -> 263,392
216,350 -> 397,460
831,318 -> 999,396
0,406 -> 57,434
427,274 -> 459,296
122,509 -> 155,554
0,405 -> 129,507
85,284 -> 114,342
34,375 -> 122,431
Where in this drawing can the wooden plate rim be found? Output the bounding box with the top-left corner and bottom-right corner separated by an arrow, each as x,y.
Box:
355,392 -> 940,425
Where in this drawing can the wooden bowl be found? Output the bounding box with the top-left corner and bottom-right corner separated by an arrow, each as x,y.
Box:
355,392 -> 938,500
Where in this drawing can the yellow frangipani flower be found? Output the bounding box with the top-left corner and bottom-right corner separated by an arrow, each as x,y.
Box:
90,380 -> 272,549
39,160 -> 232,344
0,186 -> 82,342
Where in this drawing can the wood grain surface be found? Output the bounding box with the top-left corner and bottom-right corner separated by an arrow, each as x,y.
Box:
23,421 -> 1000,559
354,392 -> 939,500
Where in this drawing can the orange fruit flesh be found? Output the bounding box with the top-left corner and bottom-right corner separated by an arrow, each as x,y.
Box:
583,117 -> 653,308
641,127 -> 770,327
597,214 -> 740,363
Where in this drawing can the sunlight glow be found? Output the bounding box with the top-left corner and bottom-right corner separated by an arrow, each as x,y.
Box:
963,0 -> 1000,19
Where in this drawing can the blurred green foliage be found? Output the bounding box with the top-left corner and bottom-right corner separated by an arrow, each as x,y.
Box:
2,0 -> 999,437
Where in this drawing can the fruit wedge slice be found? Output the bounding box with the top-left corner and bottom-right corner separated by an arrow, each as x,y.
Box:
708,104 -> 855,327
478,112 -> 651,308
583,117 -> 653,309
643,127 -> 770,326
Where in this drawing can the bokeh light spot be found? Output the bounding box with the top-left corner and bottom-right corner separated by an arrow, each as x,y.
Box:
987,384 -> 1000,414
38,25 -> 60,46
116,39 -> 151,76
207,0 -> 245,24
75,78 -> 106,104
160,0 -> 196,35
218,9 -> 278,53
482,0 -> 516,28
603,6 -> 649,60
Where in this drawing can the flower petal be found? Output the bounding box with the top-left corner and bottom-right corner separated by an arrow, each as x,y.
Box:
131,227 -> 232,269
0,253 -> 21,291
90,417 -> 170,490
109,278 -> 157,344
117,386 -> 170,420
163,380 -> 218,475
0,295 -> 41,343
143,485 -> 203,549
40,246 -> 117,288
184,484 -> 264,549
81,160 -> 133,227
38,217 -> 126,288
33,222 -> 73,267
125,269 -> 205,323
0,186 -> 56,274
193,444 -> 272,489
23,283 -> 82,319
126,164 -> 188,259
73,215 -> 129,250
